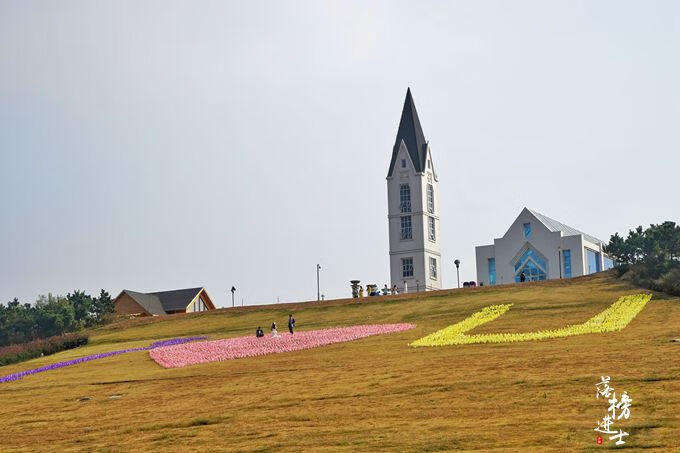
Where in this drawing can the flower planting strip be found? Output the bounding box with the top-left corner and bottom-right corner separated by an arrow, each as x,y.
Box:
150,324 -> 416,369
0,336 -> 207,383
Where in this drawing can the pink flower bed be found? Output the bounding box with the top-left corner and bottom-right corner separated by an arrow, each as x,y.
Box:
149,324 -> 415,368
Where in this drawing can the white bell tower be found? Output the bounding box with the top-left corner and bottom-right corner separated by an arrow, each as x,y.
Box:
386,88 -> 441,292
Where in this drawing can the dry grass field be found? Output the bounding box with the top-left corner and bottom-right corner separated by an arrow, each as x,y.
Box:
1,272 -> 678,452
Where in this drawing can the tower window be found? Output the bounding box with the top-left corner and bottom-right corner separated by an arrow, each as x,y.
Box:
429,257 -> 437,280
402,257 -> 414,277
401,159 -> 406,168
400,216 -> 412,240
523,223 -> 532,239
428,216 -> 436,242
427,160 -> 431,169
399,184 -> 411,213
427,184 -> 434,213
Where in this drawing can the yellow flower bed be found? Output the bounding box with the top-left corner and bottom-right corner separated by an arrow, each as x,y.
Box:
410,294 -> 652,347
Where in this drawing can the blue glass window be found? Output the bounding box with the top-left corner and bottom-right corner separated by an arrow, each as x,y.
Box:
488,258 -> 496,286
514,246 -> 547,282
515,260 -> 547,282
514,247 -> 547,272
603,256 -> 614,270
563,249 -> 572,278
586,249 -> 601,274
523,223 -> 532,239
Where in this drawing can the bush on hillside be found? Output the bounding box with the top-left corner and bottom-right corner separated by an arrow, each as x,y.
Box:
0,290 -> 114,347
605,221 -> 680,296
0,332 -> 89,367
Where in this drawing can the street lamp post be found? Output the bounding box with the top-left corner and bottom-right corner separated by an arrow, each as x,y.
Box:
454,259 -> 461,288
316,264 -> 321,301
230,286 -> 236,308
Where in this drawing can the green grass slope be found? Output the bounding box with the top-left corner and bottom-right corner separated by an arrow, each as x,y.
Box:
0,272 -> 678,452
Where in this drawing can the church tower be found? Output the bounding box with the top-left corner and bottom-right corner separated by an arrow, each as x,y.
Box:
387,88 -> 441,292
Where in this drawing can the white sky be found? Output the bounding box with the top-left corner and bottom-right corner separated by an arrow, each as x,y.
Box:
1,0 -> 678,307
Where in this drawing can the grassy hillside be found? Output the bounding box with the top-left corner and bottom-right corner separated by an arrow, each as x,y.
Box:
0,273 -> 678,452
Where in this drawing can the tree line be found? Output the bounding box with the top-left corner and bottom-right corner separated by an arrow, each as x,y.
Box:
605,221 -> 680,296
0,290 -> 114,347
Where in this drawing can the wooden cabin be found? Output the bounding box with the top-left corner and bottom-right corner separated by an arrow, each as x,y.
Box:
113,287 -> 216,316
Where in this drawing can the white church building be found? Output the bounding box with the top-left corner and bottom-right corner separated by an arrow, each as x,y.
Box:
475,208 -> 614,286
387,89 -> 441,292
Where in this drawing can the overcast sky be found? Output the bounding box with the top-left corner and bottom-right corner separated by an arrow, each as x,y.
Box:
1,1 -> 678,307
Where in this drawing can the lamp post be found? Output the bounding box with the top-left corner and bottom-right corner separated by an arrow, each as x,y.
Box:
316,264 -> 321,301
454,259 -> 461,288
416,279 -> 420,292
230,286 -> 236,308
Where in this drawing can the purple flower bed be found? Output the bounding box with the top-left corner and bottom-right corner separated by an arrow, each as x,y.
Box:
0,336 -> 206,383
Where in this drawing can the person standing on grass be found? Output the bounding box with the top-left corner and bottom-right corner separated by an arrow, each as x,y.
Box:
271,322 -> 279,337
288,314 -> 295,334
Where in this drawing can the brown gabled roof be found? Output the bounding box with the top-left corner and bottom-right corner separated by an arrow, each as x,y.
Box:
121,287 -> 205,315
150,287 -> 204,312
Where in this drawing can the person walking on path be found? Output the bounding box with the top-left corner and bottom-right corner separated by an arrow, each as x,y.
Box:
288,314 -> 295,334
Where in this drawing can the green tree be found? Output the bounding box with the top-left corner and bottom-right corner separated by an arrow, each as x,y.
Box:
92,289 -> 115,324
67,290 -> 94,327
606,220 -> 680,296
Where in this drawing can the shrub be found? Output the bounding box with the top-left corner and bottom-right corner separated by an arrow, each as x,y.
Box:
654,269 -> 680,296
0,332 -> 89,367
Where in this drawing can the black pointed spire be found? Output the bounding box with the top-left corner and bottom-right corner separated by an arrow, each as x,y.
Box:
387,88 -> 428,176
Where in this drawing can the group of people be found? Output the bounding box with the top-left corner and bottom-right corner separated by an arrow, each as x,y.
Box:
354,284 -> 399,298
256,314 -> 295,338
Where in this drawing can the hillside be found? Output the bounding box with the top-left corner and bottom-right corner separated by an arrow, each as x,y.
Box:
0,273 -> 678,452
